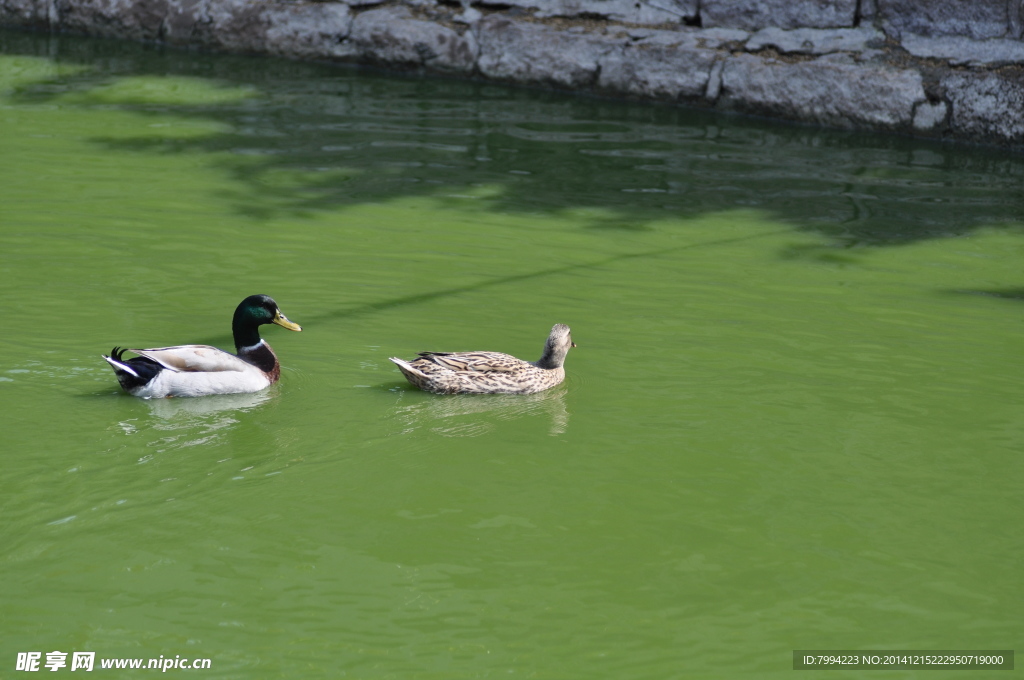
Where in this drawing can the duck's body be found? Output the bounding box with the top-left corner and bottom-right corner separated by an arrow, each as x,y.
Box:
390,324 -> 575,395
103,295 -> 301,398
105,342 -> 283,398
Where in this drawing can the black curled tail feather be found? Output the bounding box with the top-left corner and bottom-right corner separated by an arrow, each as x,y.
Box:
105,347 -> 164,392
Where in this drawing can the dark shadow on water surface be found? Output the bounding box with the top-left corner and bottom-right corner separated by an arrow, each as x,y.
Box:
947,288 -> 1024,303
4,28 -> 1024,251
299,227 -> 791,325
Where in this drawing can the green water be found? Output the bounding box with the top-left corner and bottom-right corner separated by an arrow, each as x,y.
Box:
1,29 -> 1021,678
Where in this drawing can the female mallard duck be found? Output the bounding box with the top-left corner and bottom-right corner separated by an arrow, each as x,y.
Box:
103,294 -> 302,398
390,324 -> 575,395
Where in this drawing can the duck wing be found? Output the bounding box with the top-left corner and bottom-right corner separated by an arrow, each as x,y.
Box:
419,351 -> 525,373
130,345 -> 255,373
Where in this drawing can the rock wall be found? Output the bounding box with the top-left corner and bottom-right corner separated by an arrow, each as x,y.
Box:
2,0 -> 1023,148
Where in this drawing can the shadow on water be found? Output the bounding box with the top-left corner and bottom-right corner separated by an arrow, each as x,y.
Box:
4,29 -> 1024,251
303,228 -> 791,325
948,287 -> 1024,303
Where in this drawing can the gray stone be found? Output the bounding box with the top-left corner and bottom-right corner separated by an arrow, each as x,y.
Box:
1012,1 -> 1024,39
854,48 -> 886,63
190,0 -> 270,53
264,3 -> 353,59
347,6 -> 477,72
630,0 -> 699,23
702,0 -> 857,31
0,0 -> 54,28
55,0 -> 165,41
598,36 -> 719,99
609,25 -> 748,50
719,53 -> 925,128
746,27 -> 884,55
876,0 -> 1011,40
901,34 -> 1024,67
453,7 -> 481,24
942,71 -> 1024,143
912,101 -> 948,131
163,0 -> 354,55
476,15 -> 617,88
859,0 -> 878,22
161,0 -> 199,44
815,51 -> 855,64
4,0 -> 1024,148
473,0 -> 550,12
705,58 -> 724,101
540,0 -> 695,25
474,0 -> 698,25
694,27 -> 751,47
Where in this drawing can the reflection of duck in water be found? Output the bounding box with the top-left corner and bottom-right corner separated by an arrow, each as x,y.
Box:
390,324 -> 575,395
393,385 -> 570,437
114,390 -> 275,452
143,389 -> 274,419
103,295 -> 302,398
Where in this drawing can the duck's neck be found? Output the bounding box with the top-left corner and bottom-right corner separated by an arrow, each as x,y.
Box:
233,313 -> 278,376
232,313 -> 264,351
535,343 -> 567,370
237,339 -> 281,379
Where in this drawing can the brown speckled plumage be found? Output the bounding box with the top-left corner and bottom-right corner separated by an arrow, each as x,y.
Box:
390,324 -> 575,395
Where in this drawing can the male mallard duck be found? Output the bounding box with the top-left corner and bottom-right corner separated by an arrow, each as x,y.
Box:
390,324 -> 575,395
103,294 -> 302,398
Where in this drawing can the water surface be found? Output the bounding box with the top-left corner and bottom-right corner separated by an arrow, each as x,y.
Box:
1,29 -> 1021,678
